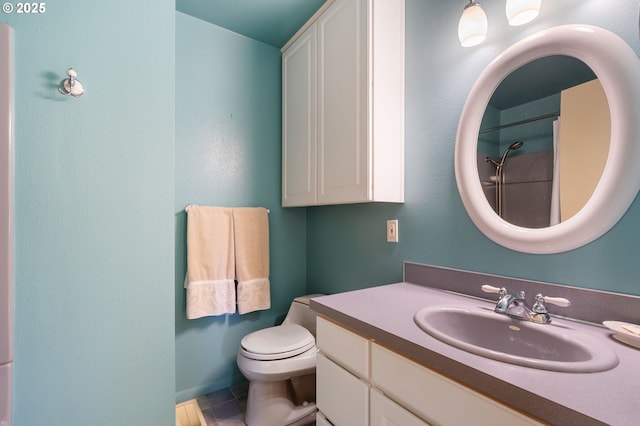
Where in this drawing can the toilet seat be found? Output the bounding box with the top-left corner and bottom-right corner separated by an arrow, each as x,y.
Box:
240,324 -> 315,361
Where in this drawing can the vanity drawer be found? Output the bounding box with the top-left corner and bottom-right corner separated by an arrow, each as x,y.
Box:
371,343 -> 543,426
317,352 -> 369,426
317,316 -> 370,378
370,388 -> 430,426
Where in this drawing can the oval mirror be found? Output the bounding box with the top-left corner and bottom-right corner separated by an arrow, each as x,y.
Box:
455,25 -> 640,254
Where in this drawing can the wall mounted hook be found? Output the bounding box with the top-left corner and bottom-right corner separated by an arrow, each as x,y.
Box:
58,68 -> 84,97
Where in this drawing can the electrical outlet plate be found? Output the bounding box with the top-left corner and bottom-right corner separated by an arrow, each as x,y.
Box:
387,220 -> 399,243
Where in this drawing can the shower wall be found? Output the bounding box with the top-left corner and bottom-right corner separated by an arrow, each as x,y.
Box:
479,150 -> 554,228
0,23 -> 13,426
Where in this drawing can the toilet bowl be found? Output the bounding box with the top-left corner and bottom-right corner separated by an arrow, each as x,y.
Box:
237,294 -> 323,426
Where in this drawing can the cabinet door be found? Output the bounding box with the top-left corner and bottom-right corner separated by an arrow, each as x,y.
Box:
282,25 -> 317,207
316,0 -> 369,204
317,353 -> 369,426
370,388 -> 430,426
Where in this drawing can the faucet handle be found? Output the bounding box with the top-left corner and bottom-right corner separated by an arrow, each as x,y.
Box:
532,294 -> 571,314
481,284 -> 505,295
541,295 -> 571,308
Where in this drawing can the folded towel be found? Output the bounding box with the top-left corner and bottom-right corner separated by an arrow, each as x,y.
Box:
184,206 -> 236,318
233,207 -> 271,314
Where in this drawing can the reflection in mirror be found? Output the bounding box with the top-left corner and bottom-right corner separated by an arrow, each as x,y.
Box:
477,56 -> 610,228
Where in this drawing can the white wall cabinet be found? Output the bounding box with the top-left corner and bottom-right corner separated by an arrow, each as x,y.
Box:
316,316 -> 543,426
282,0 -> 405,207
282,24 -> 317,206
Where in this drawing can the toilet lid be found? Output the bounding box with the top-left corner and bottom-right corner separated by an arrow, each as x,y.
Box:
240,324 -> 315,361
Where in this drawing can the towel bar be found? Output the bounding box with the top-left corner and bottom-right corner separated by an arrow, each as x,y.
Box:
184,204 -> 270,213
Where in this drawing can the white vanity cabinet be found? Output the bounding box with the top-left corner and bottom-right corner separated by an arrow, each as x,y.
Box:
282,0 -> 405,207
316,316 -> 427,426
316,316 -> 543,426
370,388 -> 428,426
371,343 -> 544,426
316,316 -> 371,426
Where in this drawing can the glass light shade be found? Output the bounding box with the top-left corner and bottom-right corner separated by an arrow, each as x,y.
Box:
506,0 -> 541,26
458,2 -> 488,47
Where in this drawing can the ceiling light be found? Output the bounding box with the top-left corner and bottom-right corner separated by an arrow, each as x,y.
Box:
506,0 -> 541,26
458,1 -> 488,47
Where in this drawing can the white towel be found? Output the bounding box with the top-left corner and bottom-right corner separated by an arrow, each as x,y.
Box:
184,206 -> 236,318
233,207 -> 271,314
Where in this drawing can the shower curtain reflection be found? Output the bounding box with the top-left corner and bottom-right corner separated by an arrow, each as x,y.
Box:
550,119 -> 561,226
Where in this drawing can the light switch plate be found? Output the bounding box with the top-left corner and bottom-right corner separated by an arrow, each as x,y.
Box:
387,220 -> 399,243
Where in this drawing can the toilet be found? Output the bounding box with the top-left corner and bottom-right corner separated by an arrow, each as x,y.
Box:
237,294 -> 324,426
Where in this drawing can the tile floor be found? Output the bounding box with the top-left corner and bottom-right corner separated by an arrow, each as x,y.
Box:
195,381 -> 316,426
196,382 -> 249,426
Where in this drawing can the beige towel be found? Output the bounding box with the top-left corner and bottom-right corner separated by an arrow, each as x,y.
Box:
184,206 -> 236,318
233,207 -> 271,314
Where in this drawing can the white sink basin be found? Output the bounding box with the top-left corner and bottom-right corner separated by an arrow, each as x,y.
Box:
414,305 -> 618,373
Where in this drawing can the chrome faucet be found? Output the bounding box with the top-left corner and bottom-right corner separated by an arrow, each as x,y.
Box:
481,285 -> 571,324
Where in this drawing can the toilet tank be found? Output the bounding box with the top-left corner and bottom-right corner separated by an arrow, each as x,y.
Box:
283,294 -> 324,336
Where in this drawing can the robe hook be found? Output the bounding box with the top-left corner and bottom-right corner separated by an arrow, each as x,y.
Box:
58,68 -> 84,98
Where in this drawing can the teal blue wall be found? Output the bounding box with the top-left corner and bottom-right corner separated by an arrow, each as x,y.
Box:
8,0 -> 634,420
307,0 -> 640,296
3,1 -> 176,425
175,12 -> 307,401
174,0 -> 640,402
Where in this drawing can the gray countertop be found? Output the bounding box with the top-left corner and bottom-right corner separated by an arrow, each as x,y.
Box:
311,282 -> 640,426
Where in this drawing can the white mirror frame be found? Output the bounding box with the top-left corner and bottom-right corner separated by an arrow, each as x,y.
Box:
455,25 -> 640,254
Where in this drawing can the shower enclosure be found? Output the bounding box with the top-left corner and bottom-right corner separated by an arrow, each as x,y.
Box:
478,71 -> 561,229
480,147 -> 554,228
0,23 -> 13,426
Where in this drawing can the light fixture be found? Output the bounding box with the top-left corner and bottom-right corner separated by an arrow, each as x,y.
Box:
506,0 -> 541,26
458,1 -> 488,47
